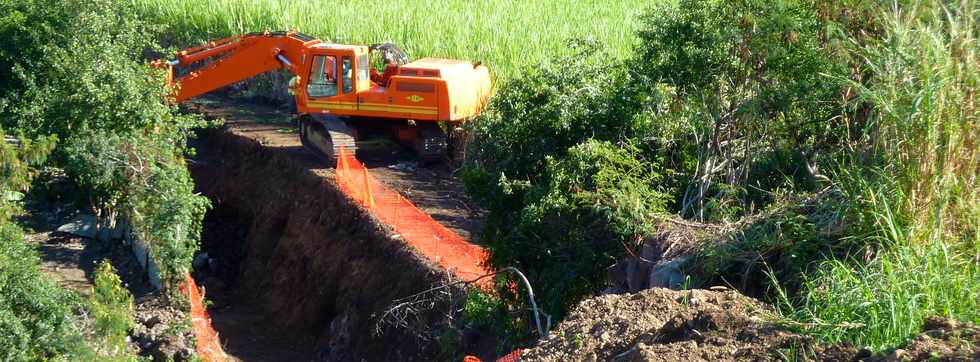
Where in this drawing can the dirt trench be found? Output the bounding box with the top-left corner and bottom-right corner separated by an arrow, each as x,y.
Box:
188,112 -> 476,361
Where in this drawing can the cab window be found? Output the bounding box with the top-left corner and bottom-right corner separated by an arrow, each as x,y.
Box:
308,55 -> 337,97
357,54 -> 370,83
342,56 -> 354,94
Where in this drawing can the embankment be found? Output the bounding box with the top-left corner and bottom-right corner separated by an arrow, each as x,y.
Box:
190,123 -> 467,361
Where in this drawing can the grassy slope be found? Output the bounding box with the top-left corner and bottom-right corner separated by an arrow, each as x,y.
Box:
775,2 -> 979,349
130,0 -> 648,81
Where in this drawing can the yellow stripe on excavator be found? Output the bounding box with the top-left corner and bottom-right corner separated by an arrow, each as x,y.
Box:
307,101 -> 439,115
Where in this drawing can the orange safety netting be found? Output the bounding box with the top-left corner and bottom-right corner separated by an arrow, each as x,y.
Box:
181,273 -> 227,361
462,349 -> 523,362
335,147 -> 491,286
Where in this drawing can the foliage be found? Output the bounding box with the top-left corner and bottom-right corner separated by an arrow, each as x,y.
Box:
463,43 -> 671,319
633,0 -> 848,220
0,0 -> 211,289
0,133 -> 93,360
89,260 -> 137,360
464,0 -> 978,353
692,191 -> 842,295
772,0 -> 980,349
490,141 -> 667,315
129,0 -> 648,81
0,226 -> 91,361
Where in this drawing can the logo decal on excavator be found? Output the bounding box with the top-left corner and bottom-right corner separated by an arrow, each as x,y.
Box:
406,95 -> 425,103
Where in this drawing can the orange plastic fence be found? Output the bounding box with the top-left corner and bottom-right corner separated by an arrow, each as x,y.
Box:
336,147 -> 492,286
497,349 -> 523,362
181,273 -> 227,361
462,349 -> 523,362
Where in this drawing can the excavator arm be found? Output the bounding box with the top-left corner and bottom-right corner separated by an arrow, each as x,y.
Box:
154,31 -> 321,102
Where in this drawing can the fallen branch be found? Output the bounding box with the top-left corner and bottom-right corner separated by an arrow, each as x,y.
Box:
374,267 -> 552,340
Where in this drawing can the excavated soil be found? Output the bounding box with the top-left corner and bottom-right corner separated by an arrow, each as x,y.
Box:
523,288 -> 980,361
522,288 -> 811,361
186,96 -> 484,361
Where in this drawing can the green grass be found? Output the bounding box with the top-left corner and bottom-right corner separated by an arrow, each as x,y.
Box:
130,0 -> 649,81
772,1 -> 979,350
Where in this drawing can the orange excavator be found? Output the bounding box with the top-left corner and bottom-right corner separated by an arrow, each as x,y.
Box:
153,31 -> 492,161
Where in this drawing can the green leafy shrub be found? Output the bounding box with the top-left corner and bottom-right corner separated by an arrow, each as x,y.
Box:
490,141 -> 668,314
0,133 -> 93,360
633,0 -> 848,219
0,0 -> 211,289
0,225 -> 89,360
89,260 -> 136,359
463,42 -> 672,320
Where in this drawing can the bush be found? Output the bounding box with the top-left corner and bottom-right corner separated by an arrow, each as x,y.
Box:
463,42 -> 672,320
89,260 -> 136,359
0,133 -> 92,360
0,0 -> 210,289
0,226 -> 90,360
633,0 -> 848,220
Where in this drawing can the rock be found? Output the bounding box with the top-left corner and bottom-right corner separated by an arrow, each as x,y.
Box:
144,315 -> 161,329
649,257 -> 688,289
388,161 -> 418,172
889,348 -> 908,361
111,220 -> 127,240
856,347 -> 873,358
56,214 -> 98,239
97,223 -> 111,241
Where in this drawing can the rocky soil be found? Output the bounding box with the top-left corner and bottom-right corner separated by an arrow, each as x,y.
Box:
23,195 -> 195,361
522,288 -> 810,361
521,287 -> 979,361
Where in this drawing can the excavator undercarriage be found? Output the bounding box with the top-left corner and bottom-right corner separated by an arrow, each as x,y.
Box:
299,115 -> 449,163
299,115 -> 358,162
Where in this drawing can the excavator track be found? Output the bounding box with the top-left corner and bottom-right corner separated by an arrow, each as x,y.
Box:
414,123 -> 448,163
300,115 -> 357,163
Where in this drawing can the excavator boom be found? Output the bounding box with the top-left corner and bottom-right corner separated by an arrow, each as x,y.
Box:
155,31 -> 318,102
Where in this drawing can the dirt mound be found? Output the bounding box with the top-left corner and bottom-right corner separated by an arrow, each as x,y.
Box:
522,288 -> 809,361
524,287 -> 980,361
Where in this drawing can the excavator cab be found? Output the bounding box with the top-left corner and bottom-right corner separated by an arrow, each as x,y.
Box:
296,44 -> 371,112
306,55 -> 337,97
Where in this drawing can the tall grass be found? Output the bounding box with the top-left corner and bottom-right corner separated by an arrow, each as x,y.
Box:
774,1 -> 979,350
130,0 -> 648,81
